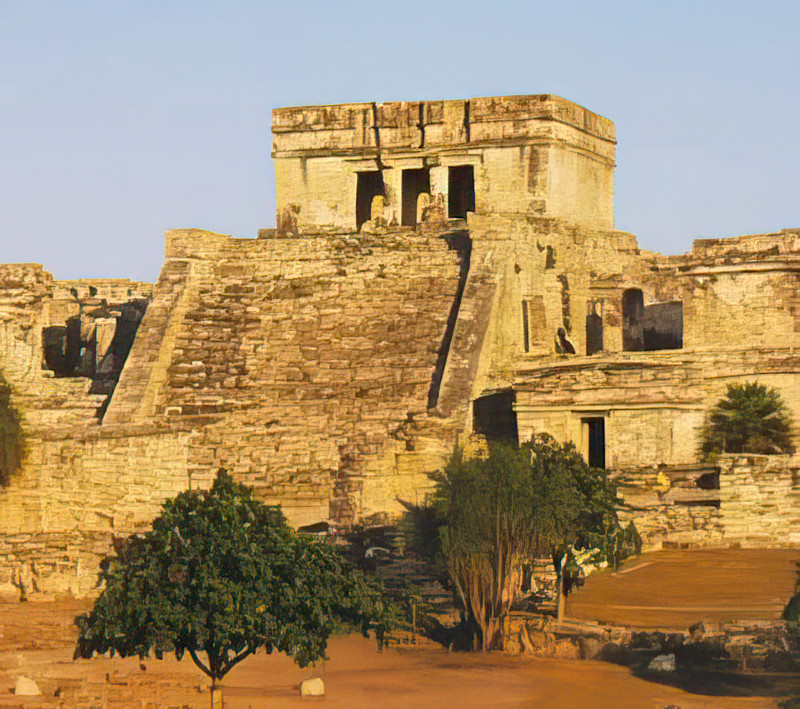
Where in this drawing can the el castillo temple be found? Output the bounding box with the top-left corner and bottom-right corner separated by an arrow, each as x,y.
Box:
1,94 -> 798,598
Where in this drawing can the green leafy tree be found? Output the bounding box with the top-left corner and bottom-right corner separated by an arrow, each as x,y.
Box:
414,435 -> 629,651
701,382 -> 795,460
0,368 -> 24,486
75,471 -> 397,704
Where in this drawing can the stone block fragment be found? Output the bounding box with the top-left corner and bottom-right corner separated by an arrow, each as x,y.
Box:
300,677 -> 325,697
14,676 -> 41,695
648,653 -> 676,672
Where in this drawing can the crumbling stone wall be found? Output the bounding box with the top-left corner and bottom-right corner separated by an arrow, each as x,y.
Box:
718,454 -> 800,546
612,464 -> 724,548
107,228 -> 472,525
610,455 -> 800,549
0,266 -> 165,597
513,230 -> 800,472
0,425 -> 190,599
0,264 -> 98,427
0,265 -> 151,430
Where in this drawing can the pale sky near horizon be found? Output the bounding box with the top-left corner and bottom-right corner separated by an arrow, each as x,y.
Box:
1,1 -> 799,281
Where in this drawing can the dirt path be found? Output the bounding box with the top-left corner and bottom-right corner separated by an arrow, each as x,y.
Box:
0,600 -> 782,708
567,548 -> 800,628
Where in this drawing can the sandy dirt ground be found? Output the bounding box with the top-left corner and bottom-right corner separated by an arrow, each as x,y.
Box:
1,548 -> 799,707
0,599 -> 780,708
567,548 -> 800,628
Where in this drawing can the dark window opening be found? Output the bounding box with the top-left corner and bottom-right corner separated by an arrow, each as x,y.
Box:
41,299 -> 147,419
448,165 -> 475,219
586,301 -> 603,355
643,301 -> 683,350
356,171 -> 385,231
584,417 -> 606,469
623,288 -> 683,352
65,317 -> 84,374
42,316 -> 94,378
401,168 -> 430,227
42,325 -> 68,374
622,288 -> 644,351
473,391 -> 518,443
696,470 -> 720,490
521,564 -> 533,593
521,300 -> 530,353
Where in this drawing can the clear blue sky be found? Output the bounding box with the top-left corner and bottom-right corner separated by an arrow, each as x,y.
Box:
2,1 -> 799,281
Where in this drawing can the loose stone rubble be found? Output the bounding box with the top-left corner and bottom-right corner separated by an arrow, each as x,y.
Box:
0,94 -> 798,596
505,614 -> 800,676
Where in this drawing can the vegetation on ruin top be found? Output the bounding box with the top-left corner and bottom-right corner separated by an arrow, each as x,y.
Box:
700,382 -> 795,460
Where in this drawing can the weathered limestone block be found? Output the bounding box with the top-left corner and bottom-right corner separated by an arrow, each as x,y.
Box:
14,676 -> 41,696
300,677 -> 324,697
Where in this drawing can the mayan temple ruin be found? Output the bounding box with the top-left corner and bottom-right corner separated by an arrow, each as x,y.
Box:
0,93 -> 798,598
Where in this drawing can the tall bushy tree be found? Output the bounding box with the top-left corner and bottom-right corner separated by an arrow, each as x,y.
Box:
0,368 -> 24,486
75,471 -> 397,703
701,382 -> 795,459
423,435 -> 621,651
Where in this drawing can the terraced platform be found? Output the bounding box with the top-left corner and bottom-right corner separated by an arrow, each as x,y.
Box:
567,548 -> 800,628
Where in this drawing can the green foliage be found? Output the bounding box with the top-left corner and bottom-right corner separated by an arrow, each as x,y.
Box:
75,470 -> 398,682
0,368 -> 24,486
783,562 -> 800,624
700,382 -> 794,460
576,517 -> 642,573
784,594 -> 800,623
416,435 -> 623,650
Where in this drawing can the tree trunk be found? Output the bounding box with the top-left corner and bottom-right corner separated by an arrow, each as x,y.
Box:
210,680 -> 222,709
556,553 -> 567,624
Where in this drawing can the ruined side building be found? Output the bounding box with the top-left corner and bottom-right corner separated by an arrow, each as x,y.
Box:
0,94 -> 798,597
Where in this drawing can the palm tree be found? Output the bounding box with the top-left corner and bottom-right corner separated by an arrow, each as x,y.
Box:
700,382 -> 794,459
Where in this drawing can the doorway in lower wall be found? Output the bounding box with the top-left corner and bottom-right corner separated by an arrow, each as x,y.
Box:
582,416 -> 606,469
473,390 -> 518,443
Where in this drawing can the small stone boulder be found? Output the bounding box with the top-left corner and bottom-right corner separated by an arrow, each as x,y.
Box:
599,641 -> 628,664
300,677 -> 325,697
689,621 -> 705,641
648,653 -> 676,672
14,676 -> 41,696
664,633 -> 685,651
578,636 -> 603,660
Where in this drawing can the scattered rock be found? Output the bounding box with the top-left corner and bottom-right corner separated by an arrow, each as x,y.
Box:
578,636 -> 603,659
599,641 -> 628,664
632,630 -> 665,650
300,677 -> 325,697
689,621 -> 705,641
665,633 -> 685,651
14,676 -> 41,696
764,648 -> 794,672
554,639 -> 581,659
648,653 -> 676,672
520,626 -> 555,655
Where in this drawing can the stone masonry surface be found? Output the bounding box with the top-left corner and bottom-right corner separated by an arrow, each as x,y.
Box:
0,94 -> 799,596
